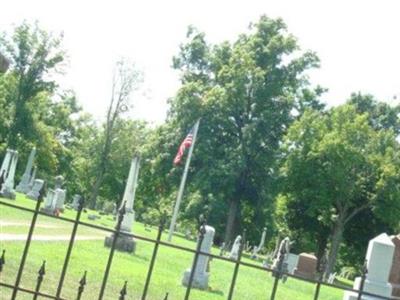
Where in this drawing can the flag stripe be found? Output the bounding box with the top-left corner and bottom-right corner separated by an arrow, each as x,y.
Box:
173,130 -> 194,165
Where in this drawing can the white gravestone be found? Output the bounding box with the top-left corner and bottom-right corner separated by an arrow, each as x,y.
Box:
54,188 -> 66,211
27,179 -> 44,200
16,148 -> 36,193
272,237 -> 291,280
44,189 -> 55,209
41,188 -> 65,215
343,233 -> 395,300
105,156 -> 140,253
182,225 -> 215,290
252,227 -> 267,258
229,235 -> 242,260
287,253 -> 299,274
120,156 -> 140,232
0,149 -> 12,176
1,150 -> 18,199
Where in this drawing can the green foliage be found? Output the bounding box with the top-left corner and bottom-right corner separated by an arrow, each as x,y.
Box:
348,92 -> 400,134
168,15 -> 322,243
281,104 -> 400,273
0,21 -> 64,148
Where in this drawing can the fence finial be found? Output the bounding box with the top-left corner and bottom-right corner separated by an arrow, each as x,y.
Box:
76,271 -> 87,300
119,281 -> 128,300
0,249 -> 5,273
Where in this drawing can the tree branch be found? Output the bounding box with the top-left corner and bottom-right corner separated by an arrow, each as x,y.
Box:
344,203 -> 370,225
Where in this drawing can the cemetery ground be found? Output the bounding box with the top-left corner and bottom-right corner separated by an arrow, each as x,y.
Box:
0,195 -> 349,300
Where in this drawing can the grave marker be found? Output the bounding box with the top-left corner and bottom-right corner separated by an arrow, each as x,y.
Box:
343,233 -> 395,300
16,148 -> 36,193
182,225 -> 215,290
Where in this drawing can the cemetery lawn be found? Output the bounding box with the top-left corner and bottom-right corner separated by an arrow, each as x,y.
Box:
0,195 -> 346,300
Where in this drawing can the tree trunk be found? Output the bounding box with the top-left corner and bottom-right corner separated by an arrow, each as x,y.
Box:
89,170 -> 105,209
88,127 -> 113,209
224,197 -> 239,244
316,234 -> 328,273
324,216 -> 345,279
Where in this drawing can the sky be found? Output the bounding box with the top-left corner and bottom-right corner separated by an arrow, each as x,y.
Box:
2,0 -> 400,125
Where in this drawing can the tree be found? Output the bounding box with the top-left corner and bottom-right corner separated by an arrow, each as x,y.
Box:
0,21 -> 64,149
0,51 -> 10,73
168,16 -> 321,243
348,92 -> 400,135
88,59 -> 142,208
281,104 -> 400,278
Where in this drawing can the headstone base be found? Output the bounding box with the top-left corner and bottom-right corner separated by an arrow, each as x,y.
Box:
343,291 -> 371,300
392,284 -> 400,297
343,277 -> 393,300
104,234 -> 136,253
27,192 -> 40,201
1,190 -> 16,200
40,207 -> 55,215
16,175 -> 30,194
182,269 -> 209,290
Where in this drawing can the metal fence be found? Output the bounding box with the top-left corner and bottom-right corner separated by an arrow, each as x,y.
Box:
0,186 -> 397,300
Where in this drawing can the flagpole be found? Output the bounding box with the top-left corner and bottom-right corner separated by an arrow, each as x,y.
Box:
167,119 -> 200,242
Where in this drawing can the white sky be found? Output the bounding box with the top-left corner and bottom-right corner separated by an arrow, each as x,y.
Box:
2,0 -> 400,125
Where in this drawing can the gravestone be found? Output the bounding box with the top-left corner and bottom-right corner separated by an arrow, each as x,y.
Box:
389,235 -> 400,297
105,156 -> 140,253
219,242 -> 226,256
252,227 -> 267,259
343,233 -> 395,300
40,189 -> 55,214
16,148 -> 36,193
27,167 -> 37,192
40,188 -> 65,215
0,149 -> 12,176
1,150 -> 18,199
286,253 -> 299,274
72,195 -> 81,211
293,253 -> 317,280
271,237 -> 291,281
229,235 -> 242,260
88,214 -> 99,220
27,179 -> 45,200
54,175 -> 64,189
182,225 -> 215,290
54,188 -> 66,211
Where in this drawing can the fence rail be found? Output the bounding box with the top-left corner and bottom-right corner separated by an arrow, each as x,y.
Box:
0,193 -> 397,300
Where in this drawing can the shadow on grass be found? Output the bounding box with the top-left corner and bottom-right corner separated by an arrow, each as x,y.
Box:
207,288 -> 224,296
132,253 -> 150,262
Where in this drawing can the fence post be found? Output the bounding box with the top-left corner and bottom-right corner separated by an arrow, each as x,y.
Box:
357,260 -> 368,300
227,230 -> 246,300
56,196 -> 84,299
0,170 -> 5,191
119,281 -> 127,300
0,249 -> 5,274
32,260 -> 46,300
11,183 -> 46,300
269,244 -> 286,300
142,212 -> 167,300
313,252 -> 327,300
76,271 -> 87,300
98,201 -> 126,300
184,216 -> 207,300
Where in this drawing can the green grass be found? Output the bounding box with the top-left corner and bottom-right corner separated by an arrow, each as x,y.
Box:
0,194 -> 347,300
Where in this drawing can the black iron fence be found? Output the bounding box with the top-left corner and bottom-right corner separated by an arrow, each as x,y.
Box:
0,187 -> 397,300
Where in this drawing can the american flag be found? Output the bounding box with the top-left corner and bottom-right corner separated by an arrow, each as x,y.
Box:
173,127 -> 194,165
